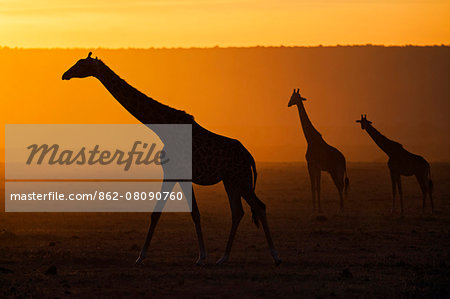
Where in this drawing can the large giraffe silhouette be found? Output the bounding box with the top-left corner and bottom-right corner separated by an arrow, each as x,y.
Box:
288,89 -> 349,212
357,115 -> 433,215
62,52 -> 281,266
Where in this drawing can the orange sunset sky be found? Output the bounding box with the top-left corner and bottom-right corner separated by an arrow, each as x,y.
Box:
0,1 -> 449,163
0,0 -> 449,48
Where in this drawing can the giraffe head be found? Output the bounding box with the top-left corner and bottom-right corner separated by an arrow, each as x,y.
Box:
62,52 -> 100,80
356,114 -> 372,130
288,88 -> 307,107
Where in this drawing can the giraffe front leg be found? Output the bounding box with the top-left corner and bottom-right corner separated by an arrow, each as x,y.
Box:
136,180 -> 175,265
311,178 -> 316,213
316,171 -> 322,213
308,165 -> 317,213
136,211 -> 162,265
397,176 -> 404,217
389,171 -> 398,215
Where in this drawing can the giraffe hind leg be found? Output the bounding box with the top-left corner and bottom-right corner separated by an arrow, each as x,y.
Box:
216,181 -> 244,265
416,174 -> 428,215
242,190 -> 281,266
330,171 -> 345,212
230,166 -> 281,265
316,171 -> 322,213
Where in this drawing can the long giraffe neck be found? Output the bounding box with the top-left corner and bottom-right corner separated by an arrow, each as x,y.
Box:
94,61 -> 193,124
296,101 -> 322,144
364,123 -> 403,157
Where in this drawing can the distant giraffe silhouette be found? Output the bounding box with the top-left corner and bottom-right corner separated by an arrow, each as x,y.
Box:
357,115 -> 433,215
288,89 -> 349,213
62,52 -> 281,266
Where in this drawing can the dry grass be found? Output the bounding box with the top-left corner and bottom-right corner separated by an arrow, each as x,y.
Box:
0,162 -> 449,298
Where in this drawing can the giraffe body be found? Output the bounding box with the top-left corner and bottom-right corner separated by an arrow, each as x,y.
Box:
288,89 -> 349,213
388,151 -> 429,177
62,53 -> 280,265
192,127 -> 256,187
306,139 -> 346,174
357,115 -> 433,215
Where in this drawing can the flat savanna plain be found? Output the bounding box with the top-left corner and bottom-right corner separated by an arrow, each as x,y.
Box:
0,163 -> 449,298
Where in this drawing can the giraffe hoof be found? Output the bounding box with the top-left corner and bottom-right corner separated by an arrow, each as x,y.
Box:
272,252 -> 282,266
135,255 -> 145,265
216,255 -> 229,265
195,256 -> 206,266
274,258 -> 282,266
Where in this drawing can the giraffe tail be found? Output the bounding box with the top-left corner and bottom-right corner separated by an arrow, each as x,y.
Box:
243,146 -> 257,191
244,146 -> 260,227
250,155 -> 257,192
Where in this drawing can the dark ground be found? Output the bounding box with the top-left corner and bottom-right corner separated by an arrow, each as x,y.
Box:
0,162 -> 449,298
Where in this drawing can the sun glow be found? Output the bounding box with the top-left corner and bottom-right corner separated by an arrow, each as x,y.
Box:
0,0 -> 449,48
